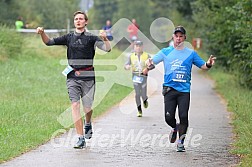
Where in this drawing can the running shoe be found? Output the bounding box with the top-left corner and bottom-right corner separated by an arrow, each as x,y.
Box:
137,105 -> 142,117
137,111 -> 142,117
73,137 -> 86,149
177,143 -> 185,152
84,123 -> 93,139
143,100 -> 148,108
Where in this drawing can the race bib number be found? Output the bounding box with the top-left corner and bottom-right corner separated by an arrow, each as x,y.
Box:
172,71 -> 187,82
133,75 -> 144,83
170,61 -> 187,82
62,65 -> 73,76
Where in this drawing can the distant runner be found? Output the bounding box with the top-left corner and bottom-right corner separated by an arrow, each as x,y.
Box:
125,40 -> 153,117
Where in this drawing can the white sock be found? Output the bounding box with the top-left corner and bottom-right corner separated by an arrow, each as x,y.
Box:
77,134 -> 84,138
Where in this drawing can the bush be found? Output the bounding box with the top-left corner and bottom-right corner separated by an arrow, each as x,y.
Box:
0,25 -> 23,60
192,0 -> 252,89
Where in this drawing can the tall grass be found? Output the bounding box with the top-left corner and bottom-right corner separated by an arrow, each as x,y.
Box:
0,25 -> 23,60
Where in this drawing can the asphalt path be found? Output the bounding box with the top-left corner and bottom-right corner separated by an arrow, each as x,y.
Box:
1,65 -> 239,167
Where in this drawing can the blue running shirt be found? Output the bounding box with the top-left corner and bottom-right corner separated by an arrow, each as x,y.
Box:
152,46 -> 205,92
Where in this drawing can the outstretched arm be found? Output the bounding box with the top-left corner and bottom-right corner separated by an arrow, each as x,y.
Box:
99,30 -> 111,52
201,55 -> 217,70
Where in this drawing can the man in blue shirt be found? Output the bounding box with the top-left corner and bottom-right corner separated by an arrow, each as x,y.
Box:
146,26 -> 216,152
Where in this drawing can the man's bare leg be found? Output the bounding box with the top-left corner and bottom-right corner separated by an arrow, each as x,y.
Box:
72,101 -> 86,148
72,101 -> 83,136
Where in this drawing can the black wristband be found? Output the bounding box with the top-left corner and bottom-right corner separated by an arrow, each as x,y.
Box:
206,63 -> 212,68
147,64 -> 155,70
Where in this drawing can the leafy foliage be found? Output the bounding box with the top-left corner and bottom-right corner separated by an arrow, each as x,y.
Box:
150,0 -> 195,20
117,1 -> 154,36
89,0 -> 154,37
0,0 -> 19,26
192,0 -> 252,89
0,0 -> 80,29
231,0 -> 252,87
88,0 -> 119,30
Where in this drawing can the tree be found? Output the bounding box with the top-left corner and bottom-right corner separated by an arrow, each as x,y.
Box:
231,0 -> 252,87
112,0 -> 153,38
0,0 -> 19,26
150,0 -> 195,20
0,0 -> 80,29
88,0 -> 118,30
17,0 -> 79,28
192,0 -> 252,88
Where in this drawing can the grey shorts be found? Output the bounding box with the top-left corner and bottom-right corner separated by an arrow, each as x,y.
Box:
66,79 -> 95,108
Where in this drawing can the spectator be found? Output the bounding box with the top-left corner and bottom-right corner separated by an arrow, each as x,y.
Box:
15,16 -> 26,30
102,19 -> 113,41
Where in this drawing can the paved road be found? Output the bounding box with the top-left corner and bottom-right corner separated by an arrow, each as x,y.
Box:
1,65 -> 239,167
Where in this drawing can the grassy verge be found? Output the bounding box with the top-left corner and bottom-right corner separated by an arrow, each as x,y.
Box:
0,35 -> 132,163
200,51 -> 252,166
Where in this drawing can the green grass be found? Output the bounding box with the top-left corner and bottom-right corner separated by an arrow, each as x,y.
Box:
0,35 -> 132,163
199,52 -> 252,166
